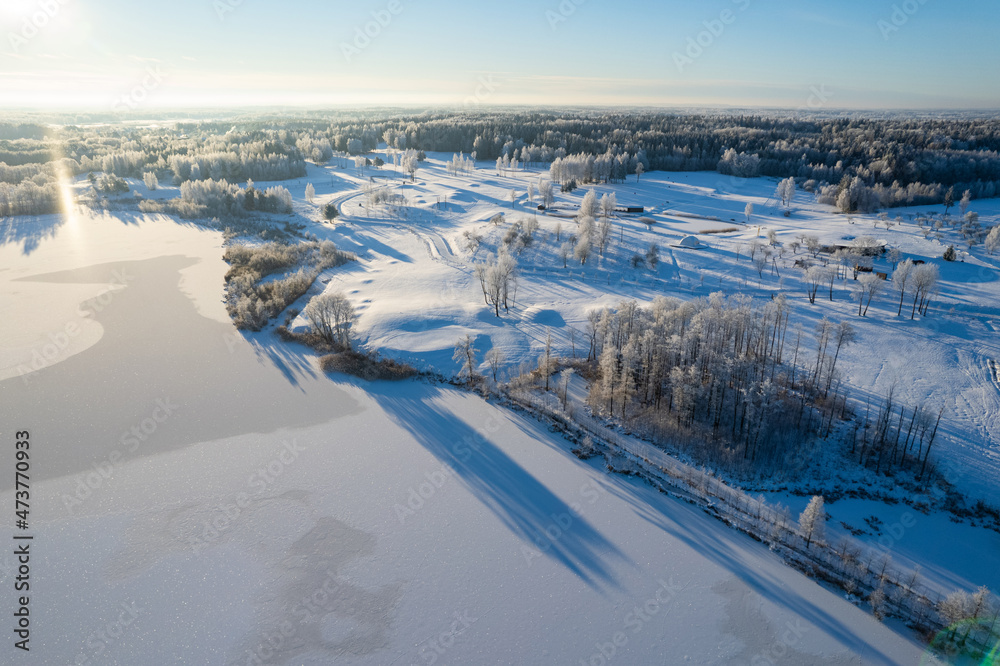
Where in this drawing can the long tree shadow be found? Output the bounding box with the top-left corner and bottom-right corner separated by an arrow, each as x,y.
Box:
372,385 -> 628,592
620,481 -> 914,665
0,213 -> 65,254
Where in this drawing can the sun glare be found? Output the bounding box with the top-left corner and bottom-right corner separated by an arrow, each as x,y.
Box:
0,0 -> 42,22
54,156 -> 86,252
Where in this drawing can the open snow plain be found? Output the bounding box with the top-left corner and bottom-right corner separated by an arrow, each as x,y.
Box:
2,152 -> 997,663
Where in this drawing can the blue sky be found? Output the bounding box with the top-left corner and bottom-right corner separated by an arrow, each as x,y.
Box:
1,0 -> 997,109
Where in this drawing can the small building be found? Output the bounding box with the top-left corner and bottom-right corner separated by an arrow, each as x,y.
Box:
615,205 -> 644,214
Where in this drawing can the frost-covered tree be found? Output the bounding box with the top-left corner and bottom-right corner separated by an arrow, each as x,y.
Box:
986,226 -> 1000,255
453,334 -> 479,385
635,163 -> 645,181
597,216 -> 613,255
805,266 -> 826,304
403,149 -> 419,181
486,346 -> 504,383
837,177 -> 880,214
143,171 -> 158,190
892,259 -> 914,315
959,189 -> 971,217
938,590 -> 974,634
540,179 -> 555,209
305,182 -> 315,204
910,263 -> 939,319
558,241 -> 573,268
527,182 -> 535,203
718,148 -> 761,178
600,192 -> 616,219
579,189 -> 598,220
574,231 -> 592,265
538,329 -> 555,391
745,202 -> 754,223
854,272 -> 883,317
475,248 -> 518,317
776,177 -> 795,207
305,292 -> 356,348
869,585 -> 887,621
798,495 -> 825,548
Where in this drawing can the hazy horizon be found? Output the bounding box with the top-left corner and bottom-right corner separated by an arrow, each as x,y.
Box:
2,0 -> 998,112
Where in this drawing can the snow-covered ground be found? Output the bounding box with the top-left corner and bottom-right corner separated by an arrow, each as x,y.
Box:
288,153 -> 1000,506
1,155 -> 997,662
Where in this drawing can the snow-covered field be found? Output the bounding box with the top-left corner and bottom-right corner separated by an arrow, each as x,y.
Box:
290,153 -> 1000,504
1,153 -> 997,663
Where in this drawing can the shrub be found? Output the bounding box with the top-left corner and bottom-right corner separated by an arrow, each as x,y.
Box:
323,201 -> 339,221
319,351 -> 417,381
223,240 -> 356,330
943,245 -> 956,261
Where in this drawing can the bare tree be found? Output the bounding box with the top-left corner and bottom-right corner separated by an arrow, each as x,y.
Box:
538,329 -> 555,391
892,259 -> 914,316
305,292 -> 357,348
486,346 -> 504,383
910,263 -> 939,319
558,241 -> 573,268
855,273 -> 883,316
805,266 -> 825,304
453,334 -> 480,385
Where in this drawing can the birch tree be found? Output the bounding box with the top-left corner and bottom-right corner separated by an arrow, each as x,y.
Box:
798,495 -> 826,548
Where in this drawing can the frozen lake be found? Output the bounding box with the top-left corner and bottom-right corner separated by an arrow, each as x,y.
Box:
0,208 -> 929,664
